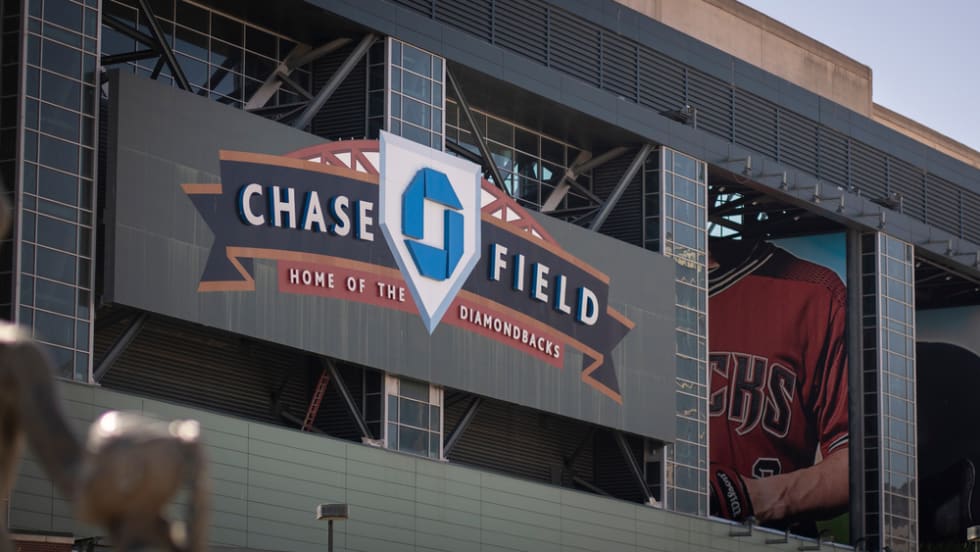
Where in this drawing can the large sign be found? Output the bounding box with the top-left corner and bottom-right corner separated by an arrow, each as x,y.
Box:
105,71 -> 677,440
183,135 -> 633,401
708,234 -> 849,540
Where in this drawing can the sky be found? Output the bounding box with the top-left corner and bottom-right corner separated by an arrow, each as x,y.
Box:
737,0 -> 980,152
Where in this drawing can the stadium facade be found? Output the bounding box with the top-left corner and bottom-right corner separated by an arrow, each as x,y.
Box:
3,0 -> 980,551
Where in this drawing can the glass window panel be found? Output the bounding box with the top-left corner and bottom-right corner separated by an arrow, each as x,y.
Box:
386,421 -> 398,448
400,122 -> 429,147
398,426 -> 427,455
541,138 -> 564,166
245,26 -> 276,58
176,1 -> 209,33
210,13 -> 242,45
35,278 -> 74,315
429,433 -> 439,458
42,39 -> 81,79
36,215 -> 76,252
34,309 -> 74,347
20,274 -> 34,305
40,101 -> 79,141
38,134 -> 77,174
210,38 -> 242,69
38,197 -> 76,221
24,130 -> 38,162
387,394 -> 397,421
401,70 -> 430,103
429,405 -> 440,432
400,44 -> 431,77
401,96 -> 430,129
76,289 -> 89,319
46,344 -> 73,379
43,22 -> 82,49
175,26 -> 209,61
76,320 -> 89,351
399,378 -> 428,401
243,52 -> 275,82
398,397 -> 427,428
36,246 -> 75,283
74,351 -> 88,381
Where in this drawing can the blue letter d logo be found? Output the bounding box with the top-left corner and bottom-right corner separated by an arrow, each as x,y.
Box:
402,168 -> 464,281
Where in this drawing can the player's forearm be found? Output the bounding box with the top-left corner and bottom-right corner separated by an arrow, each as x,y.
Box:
743,449 -> 849,523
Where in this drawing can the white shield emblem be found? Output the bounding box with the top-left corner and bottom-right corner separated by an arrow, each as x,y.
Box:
379,131 -> 482,334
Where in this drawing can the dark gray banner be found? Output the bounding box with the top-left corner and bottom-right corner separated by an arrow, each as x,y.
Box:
104,71 -> 677,440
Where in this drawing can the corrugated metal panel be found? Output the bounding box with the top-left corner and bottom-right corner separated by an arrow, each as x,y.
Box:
494,0 -> 548,65
311,44 -> 367,141
778,108 -> 819,175
963,189 -> 980,244
600,32 -> 637,103
687,70 -> 731,141
383,0 -> 980,250
850,140 -> 887,201
593,430 -> 644,502
927,174 -> 963,238
444,391 -> 594,487
733,89 -> 776,159
549,8 -> 600,87
888,157 -> 925,222
435,0 -> 492,42
637,48 -> 685,115
96,314 -> 311,427
592,147 -> 643,246
817,127 -> 849,190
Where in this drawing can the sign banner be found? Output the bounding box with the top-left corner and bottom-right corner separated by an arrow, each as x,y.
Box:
183,136 -> 633,402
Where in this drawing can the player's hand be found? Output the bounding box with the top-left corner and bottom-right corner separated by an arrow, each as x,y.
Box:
709,463 -> 754,521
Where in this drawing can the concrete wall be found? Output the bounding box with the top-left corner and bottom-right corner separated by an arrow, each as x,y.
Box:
8,381 -> 851,551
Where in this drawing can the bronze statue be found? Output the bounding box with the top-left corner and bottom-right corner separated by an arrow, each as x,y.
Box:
0,193 -> 209,552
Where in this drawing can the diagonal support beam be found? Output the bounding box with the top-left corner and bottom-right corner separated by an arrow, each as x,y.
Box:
102,14 -> 157,47
93,312 -> 148,382
446,67 -> 508,195
542,147 -> 629,212
102,48 -> 157,66
590,144 -> 654,232
293,33 -> 376,130
136,0 -> 190,91
246,38 -> 351,111
323,358 -> 374,440
443,396 -> 482,456
614,431 -> 654,503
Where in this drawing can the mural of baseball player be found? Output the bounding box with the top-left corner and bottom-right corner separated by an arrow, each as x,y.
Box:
707,235 -> 849,536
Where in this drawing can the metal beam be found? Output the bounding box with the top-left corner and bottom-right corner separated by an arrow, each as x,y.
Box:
293,33 -> 375,130
590,144 -> 654,232
542,147 -> 629,212
93,313 -> 148,382
102,14 -> 156,47
136,0 -> 191,91
613,431 -> 654,503
323,358 -> 373,439
102,49 -> 157,66
443,396 -> 482,456
446,66 -> 508,195
246,38 -> 351,111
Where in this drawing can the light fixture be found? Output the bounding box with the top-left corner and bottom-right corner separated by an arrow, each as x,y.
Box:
316,503 -> 349,552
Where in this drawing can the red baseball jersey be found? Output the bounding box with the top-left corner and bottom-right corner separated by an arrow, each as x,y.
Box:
708,240 -> 848,480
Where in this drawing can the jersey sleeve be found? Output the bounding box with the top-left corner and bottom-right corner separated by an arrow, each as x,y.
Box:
815,283 -> 849,458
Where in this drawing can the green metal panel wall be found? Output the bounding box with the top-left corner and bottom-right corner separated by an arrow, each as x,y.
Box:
11,381 -> 828,551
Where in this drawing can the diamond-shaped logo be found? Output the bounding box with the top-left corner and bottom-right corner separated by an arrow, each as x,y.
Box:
379,131 -> 482,334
